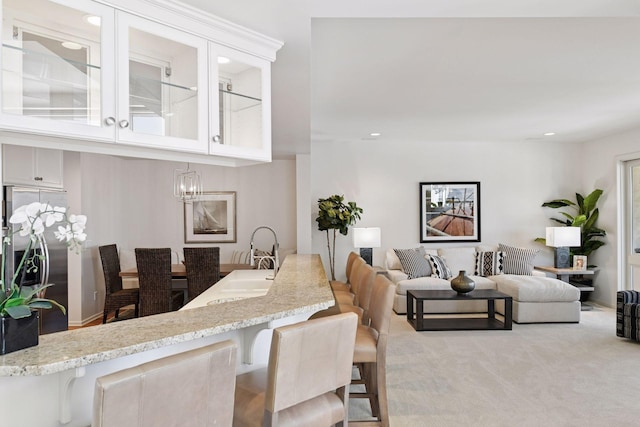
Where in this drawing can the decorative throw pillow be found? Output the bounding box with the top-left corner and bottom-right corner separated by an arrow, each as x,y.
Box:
475,251 -> 504,276
393,248 -> 432,279
498,243 -> 539,275
427,254 -> 452,279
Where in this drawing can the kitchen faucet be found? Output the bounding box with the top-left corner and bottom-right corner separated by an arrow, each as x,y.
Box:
250,226 -> 280,278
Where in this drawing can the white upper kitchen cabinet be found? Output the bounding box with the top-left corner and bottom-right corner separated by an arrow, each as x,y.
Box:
3,144 -> 63,189
116,12 -> 208,154
210,43 -> 271,162
0,0 -> 116,141
0,0 -> 282,165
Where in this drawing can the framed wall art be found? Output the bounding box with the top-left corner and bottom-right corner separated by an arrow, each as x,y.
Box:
184,191 -> 237,243
420,182 -> 481,243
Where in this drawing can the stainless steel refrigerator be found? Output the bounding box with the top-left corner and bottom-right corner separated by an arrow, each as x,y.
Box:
3,186 -> 68,334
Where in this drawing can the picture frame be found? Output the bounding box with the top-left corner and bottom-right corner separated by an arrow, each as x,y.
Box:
420,182 -> 481,243
184,191 -> 237,243
573,255 -> 587,271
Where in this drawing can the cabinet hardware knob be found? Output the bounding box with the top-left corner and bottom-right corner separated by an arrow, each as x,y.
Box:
212,135 -> 221,143
34,177 -> 43,181
118,120 -> 130,129
104,117 -> 116,126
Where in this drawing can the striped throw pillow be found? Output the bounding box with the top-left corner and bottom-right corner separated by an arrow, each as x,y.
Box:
498,244 -> 539,275
474,251 -> 504,276
427,254 -> 452,279
394,248 -> 432,279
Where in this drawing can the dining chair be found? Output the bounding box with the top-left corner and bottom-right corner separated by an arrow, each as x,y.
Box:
234,312 -> 358,426
135,248 -> 184,317
93,340 -> 237,427
183,247 -> 221,301
99,244 -> 139,324
350,274 -> 396,426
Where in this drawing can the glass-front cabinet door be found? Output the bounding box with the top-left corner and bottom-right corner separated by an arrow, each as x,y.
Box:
0,0 -> 115,140
116,12 -> 208,153
209,42 -> 271,161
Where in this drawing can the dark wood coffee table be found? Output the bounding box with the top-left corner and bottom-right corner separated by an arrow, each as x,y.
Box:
406,289 -> 512,331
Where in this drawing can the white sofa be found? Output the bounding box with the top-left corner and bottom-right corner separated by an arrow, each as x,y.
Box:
386,245 -> 580,323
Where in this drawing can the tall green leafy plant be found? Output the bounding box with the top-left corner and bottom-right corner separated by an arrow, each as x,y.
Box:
536,189 -> 606,262
316,195 -> 363,281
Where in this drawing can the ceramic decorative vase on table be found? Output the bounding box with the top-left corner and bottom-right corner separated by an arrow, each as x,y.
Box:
451,270 -> 475,294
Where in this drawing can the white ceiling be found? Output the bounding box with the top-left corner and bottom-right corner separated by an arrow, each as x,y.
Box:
179,0 -> 640,156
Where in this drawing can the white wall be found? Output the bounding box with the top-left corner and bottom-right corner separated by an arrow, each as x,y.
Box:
582,126 -> 640,307
73,153 -> 296,324
310,138 -> 584,283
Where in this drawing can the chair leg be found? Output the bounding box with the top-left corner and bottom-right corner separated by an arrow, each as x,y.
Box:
102,311 -> 108,324
114,309 -> 120,319
134,303 -> 139,318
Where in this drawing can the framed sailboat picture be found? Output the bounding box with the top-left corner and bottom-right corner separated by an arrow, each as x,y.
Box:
184,191 -> 237,243
420,182 -> 480,243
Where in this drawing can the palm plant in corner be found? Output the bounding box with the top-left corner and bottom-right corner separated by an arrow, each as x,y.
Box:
316,195 -> 362,281
536,189 -> 606,266
0,202 -> 87,354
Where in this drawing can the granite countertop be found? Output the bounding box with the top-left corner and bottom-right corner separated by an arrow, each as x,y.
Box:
0,254 -> 333,376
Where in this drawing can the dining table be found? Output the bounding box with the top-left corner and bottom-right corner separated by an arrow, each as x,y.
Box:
119,263 -> 255,279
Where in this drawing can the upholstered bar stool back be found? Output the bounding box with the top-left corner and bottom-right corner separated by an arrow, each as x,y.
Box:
351,274 -> 396,426
99,244 -> 139,323
183,246 -> 221,301
135,248 -> 183,316
331,251 -> 361,292
234,313 -> 358,426
93,340 -> 237,427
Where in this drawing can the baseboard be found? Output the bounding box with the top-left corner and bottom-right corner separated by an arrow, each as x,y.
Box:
68,312 -> 102,327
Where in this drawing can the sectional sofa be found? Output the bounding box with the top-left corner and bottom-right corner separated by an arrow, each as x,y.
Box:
386,244 -> 580,323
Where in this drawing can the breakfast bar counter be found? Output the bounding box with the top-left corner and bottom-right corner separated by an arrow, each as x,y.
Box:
0,254 -> 333,427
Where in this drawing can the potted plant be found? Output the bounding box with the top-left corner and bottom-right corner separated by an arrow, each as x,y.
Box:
316,195 -> 363,281
536,189 -> 606,264
0,202 -> 87,354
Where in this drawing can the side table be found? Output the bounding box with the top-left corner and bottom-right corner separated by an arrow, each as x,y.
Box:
533,266 -> 595,310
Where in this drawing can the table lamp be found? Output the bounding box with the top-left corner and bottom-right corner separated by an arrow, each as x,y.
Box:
546,226 -> 581,268
353,227 -> 381,266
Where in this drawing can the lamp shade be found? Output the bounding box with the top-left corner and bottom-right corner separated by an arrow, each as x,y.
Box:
353,227 -> 381,248
545,227 -> 581,247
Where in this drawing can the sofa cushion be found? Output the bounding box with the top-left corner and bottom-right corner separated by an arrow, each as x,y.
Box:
395,274 -> 496,295
437,247 -> 476,274
427,254 -> 452,279
498,243 -> 539,275
475,251 -> 504,276
396,276 -> 451,295
394,248 -> 432,279
491,274 -> 579,302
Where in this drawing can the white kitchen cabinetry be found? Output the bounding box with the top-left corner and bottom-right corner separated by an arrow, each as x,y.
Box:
3,144 -> 63,189
0,0 -> 116,141
0,0 -> 281,165
210,43 -> 271,162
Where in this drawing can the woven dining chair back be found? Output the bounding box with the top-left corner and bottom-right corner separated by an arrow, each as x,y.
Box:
135,248 -> 183,317
99,244 -> 139,324
183,247 -> 220,301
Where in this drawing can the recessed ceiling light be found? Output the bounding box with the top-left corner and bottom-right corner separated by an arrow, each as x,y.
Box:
544,132 -> 556,136
61,41 -> 82,50
218,57 -> 231,64
370,132 -> 381,137
84,15 -> 101,26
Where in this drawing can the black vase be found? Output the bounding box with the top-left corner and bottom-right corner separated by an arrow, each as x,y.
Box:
0,311 -> 39,355
451,270 -> 475,294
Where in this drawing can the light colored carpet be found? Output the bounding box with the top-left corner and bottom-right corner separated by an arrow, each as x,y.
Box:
350,305 -> 640,426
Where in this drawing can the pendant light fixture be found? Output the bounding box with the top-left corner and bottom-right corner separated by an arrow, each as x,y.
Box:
173,163 -> 203,203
